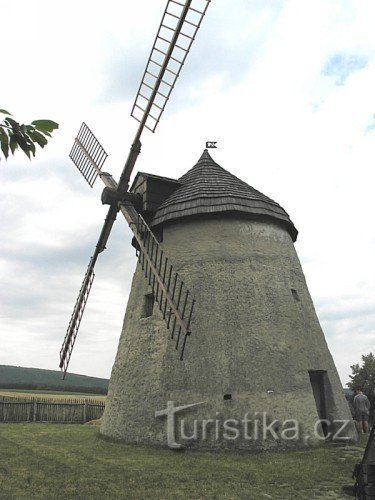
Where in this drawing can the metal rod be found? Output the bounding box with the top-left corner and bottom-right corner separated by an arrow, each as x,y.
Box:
176,281 -> 183,309
171,316 -> 177,339
175,290 -> 189,348
186,299 -> 195,330
167,273 -> 178,328
179,333 -> 189,361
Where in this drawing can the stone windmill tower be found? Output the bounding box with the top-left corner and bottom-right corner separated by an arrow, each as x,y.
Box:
58,0 -> 355,449
100,150 -> 356,449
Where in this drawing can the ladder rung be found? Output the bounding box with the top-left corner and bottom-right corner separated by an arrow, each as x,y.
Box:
189,6 -> 204,15
156,89 -> 169,100
135,103 -> 146,113
161,23 -> 175,32
146,70 -> 159,80
165,67 -> 178,76
183,19 -> 199,28
150,58 -> 163,67
157,36 -> 172,45
148,111 -> 160,122
154,47 -> 167,56
161,79 -> 176,88
142,82 -> 155,91
178,30 -> 194,40
160,79 -> 173,88
139,92 -> 151,101
170,0 -> 185,6
174,43 -> 189,52
165,11 -> 180,20
170,54 -> 184,64
151,101 -> 163,111
144,123 -> 156,133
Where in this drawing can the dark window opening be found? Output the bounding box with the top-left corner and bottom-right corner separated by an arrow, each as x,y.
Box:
309,370 -> 329,437
142,293 -> 154,318
223,394 -> 232,401
291,289 -> 300,302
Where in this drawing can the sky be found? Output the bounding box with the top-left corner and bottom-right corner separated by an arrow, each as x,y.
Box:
0,0 -> 374,384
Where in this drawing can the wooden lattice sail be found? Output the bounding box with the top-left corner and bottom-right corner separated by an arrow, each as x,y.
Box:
59,0 -> 210,378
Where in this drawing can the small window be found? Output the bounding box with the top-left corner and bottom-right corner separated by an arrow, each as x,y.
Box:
291,289 -> 300,302
223,394 -> 232,401
142,293 -> 154,318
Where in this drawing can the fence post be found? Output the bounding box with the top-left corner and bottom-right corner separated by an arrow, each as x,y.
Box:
83,400 -> 88,423
33,398 -> 38,422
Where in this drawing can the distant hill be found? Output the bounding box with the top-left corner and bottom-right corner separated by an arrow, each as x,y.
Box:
0,365 -> 109,394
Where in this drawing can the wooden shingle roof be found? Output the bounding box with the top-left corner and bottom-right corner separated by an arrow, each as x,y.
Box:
150,150 -> 298,241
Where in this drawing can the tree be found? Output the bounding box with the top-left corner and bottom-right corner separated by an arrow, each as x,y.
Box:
0,109 -> 58,161
347,352 -> 375,398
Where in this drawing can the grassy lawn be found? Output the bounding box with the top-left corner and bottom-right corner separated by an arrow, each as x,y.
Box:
0,424 -> 366,499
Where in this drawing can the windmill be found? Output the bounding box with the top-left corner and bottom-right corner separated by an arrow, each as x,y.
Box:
59,0 -> 210,379
61,0 -> 357,450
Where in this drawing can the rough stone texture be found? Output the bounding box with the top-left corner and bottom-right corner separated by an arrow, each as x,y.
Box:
101,217 -> 356,449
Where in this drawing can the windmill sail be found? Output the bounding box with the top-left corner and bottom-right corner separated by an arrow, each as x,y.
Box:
131,0 -> 211,133
119,0 -> 210,190
59,204 -> 118,378
120,202 -> 195,360
69,122 -> 108,187
61,0 -> 211,376
59,256 -> 95,377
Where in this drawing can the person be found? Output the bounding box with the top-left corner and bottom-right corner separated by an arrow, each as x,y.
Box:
369,390 -> 375,429
353,389 -> 371,434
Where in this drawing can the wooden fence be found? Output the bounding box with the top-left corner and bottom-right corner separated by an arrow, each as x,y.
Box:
0,396 -> 105,423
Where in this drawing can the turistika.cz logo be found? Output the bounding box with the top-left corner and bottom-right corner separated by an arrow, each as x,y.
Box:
155,401 -> 352,449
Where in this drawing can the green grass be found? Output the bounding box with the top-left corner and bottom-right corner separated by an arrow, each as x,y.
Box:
0,424 -> 366,499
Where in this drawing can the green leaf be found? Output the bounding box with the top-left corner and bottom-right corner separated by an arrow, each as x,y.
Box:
5,117 -> 21,131
31,120 -> 59,134
9,135 -> 18,155
0,113 -> 57,159
0,109 -> 12,116
28,130 -> 48,148
28,139 -> 36,157
14,133 -> 32,159
0,127 -> 9,159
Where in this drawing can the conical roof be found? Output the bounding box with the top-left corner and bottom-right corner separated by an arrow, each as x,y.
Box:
150,150 -> 298,241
